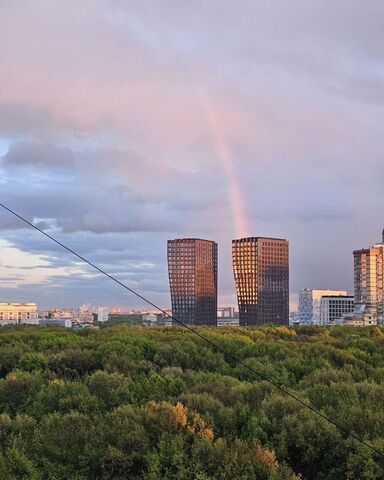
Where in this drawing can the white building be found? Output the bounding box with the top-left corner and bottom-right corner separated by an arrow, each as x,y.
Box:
0,303 -> 38,326
97,307 -> 110,322
217,307 -> 236,318
298,289 -> 351,325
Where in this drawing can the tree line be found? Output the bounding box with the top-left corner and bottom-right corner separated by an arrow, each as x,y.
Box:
0,324 -> 384,479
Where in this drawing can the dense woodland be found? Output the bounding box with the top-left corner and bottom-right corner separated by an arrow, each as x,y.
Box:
1,324 -> 384,480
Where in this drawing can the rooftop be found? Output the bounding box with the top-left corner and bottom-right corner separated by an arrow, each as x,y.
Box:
232,236 -> 288,242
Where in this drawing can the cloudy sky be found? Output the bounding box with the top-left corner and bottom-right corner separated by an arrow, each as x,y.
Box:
0,0 -> 383,310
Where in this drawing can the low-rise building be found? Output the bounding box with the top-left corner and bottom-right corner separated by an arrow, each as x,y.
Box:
110,307 -> 123,314
217,317 -> 240,327
74,313 -> 94,324
0,303 -> 38,326
142,313 -> 157,324
72,322 -> 99,330
217,307 -> 236,318
289,312 -> 300,326
342,305 -> 376,327
39,318 -> 72,328
320,295 -> 355,325
54,310 -> 73,319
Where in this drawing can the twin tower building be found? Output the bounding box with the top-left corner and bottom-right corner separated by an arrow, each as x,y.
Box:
168,237 -> 289,326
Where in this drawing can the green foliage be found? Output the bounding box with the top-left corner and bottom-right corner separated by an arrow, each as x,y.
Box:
17,352 -> 48,372
30,380 -> 100,418
3,448 -> 40,480
96,314 -> 143,328
85,370 -> 133,410
0,324 -> 384,479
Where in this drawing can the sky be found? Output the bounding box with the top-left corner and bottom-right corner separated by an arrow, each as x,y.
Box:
0,0 -> 383,311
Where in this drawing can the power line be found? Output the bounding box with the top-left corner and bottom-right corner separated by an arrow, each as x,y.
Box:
0,201 -> 383,460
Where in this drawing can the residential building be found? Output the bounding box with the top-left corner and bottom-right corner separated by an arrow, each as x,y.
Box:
168,238 -> 218,325
0,303 -> 38,326
298,289 -> 351,325
97,307 -> 110,322
353,232 -> 384,325
232,237 -> 289,326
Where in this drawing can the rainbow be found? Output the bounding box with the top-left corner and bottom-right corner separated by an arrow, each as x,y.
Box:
200,93 -> 249,238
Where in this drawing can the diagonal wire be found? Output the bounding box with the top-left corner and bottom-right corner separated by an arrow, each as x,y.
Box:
0,201 -> 383,459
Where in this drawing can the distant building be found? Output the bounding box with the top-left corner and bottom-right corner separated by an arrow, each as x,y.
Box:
289,312 -> 300,326
156,311 -> 174,326
353,232 -> 384,325
342,308 -> 375,327
0,303 -> 38,326
163,318 -> 174,327
168,238 -> 218,326
298,289 -> 352,325
73,309 -> 94,323
142,313 -> 157,324
217,307 -> 236,318
232,237 -> 289,326
320,295 -> 355,325
217,317 -> 240,327
110,307 -> 123,314
97,307 -> 110,322
72,322 -> 98,330
52,309 -> 74,319
39,318 -> 72,328
79,304 -> 90,315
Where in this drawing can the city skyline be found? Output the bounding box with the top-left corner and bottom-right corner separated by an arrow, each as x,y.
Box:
0,216 -> 381,313
1,1 -> 384,309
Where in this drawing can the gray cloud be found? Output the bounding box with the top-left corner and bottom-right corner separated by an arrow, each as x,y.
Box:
3,142 -> 75,169
0,104 -> 51,135
0,0 -> 383,309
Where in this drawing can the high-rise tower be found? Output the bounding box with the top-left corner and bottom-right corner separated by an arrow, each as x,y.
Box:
232,237 -> 289,326
168,238 -> 218,326
353,231 -> 384,325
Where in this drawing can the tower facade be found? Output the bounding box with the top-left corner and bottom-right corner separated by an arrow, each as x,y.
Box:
168,238 -> 218,326
232,237 -> 289,326
353,240 -> 384,325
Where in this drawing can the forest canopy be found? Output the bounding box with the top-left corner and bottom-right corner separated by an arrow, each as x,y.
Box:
0,324 -> 384,479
